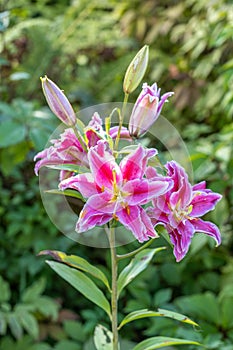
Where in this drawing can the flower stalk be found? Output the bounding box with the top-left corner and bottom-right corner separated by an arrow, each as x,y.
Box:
116,238 -> 156,261
109,224 -> 119,350
114,92 -> 129,151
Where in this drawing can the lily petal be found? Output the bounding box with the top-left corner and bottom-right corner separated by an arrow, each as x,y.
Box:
34,128 -> 88,176
59,173 -> 99,197
192,181 -> 206,191
88,141 -> 122,189
109,126 -> 131,140
117,206 -> 157,242
123,178 -> 171,205
169,220 -> 195,262
82,192 -> 115,214
77,203 -> 111,232
120,145 -> 157,181
167,161 -> 192,210
191,192 -> 222,217
191,218 -> 221,246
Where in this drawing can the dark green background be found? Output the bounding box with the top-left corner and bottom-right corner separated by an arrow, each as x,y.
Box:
0,0 -> 232,349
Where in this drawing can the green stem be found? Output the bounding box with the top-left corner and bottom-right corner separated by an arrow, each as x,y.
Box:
117,238 -> 155,261
109,225 -> 119,350
73,125 -> 88,152
114,92 -> 129,151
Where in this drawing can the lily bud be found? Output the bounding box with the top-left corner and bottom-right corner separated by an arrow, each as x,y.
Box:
41,76 -> 76,126
129,82 -> 174,138
123,45 -> 149,94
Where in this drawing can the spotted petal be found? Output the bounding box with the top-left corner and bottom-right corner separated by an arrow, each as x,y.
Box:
120,145 -> 157,181
88,141 -> 122,189
76,194 -> 114,232
123,178 -> 171,205
167,161 -> 192,210
117,206 -> 157,242
169,220 -> 195,262
59,173 -> 99,197
191,192 -> 222,217
191,218 -> 221,246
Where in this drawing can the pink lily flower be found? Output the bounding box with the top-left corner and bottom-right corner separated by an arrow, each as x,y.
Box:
59,141 -> 172,242
129,82 -> 174,138
34,128 -> 88,181
34,113 -> 131,180
147,161 -> 222,261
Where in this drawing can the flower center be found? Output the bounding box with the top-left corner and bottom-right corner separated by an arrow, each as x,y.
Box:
172,201 -> 193,223
111,170 -> 130,210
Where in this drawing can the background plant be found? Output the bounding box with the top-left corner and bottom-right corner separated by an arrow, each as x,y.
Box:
0,0 -> 232,349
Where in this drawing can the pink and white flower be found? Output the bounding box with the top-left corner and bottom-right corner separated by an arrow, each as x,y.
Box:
59,141 -> 172,242
34,112 -> 131,180
147,161 -> 222,261
34,128 -> 88,181
129,82 -> 174,137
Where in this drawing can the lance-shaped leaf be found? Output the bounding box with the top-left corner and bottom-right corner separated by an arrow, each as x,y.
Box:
40,250 -> 110,291
46,261 -> 111,319
133,336 -> 201,350
0,312 -> 7,335
15,308 -> 39,339
118,308 -> 198,330
47,163 -> 89,173
45,189 -> 85,201
117,247 -> 165,297
94,324 -> 113,350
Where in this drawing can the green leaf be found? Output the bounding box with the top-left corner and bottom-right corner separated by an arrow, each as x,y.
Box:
46,261 -> 111,319
7,313 -> 23,339
46,163 -> 88,173
29,127 -> 53,150
118,308 -> 198,329
31,343 -> 52,350
133,336 -> 201,350
44,189 -> 85,201
21,278 -> 46,303
154,288 -> 172,306
40,250 -> 110,291
0,121 -> 26,148
54,339 -> 81,350
16,309 -> 39,339
64,320 -> 85,342
94,324 -> 113,350
220,297 -> 233,329
117,248 -> 165,297
0,312 -> 7,335
175,292 -> 220,324
0,276 -> 11,302
36,296 -> 58,320
157,308 -> 198,326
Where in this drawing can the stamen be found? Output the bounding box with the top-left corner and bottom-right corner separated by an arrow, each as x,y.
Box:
80,209 -> 87,218
113,213 -> 119,221
112,169 -> 118,193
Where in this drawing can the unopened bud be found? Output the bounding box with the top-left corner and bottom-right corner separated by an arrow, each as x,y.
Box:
41,76 -> 76,126
123,45 -> 149,94
129,82 -> 174,138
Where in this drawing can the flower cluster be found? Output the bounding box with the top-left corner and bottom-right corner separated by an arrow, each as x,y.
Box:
34,76 -> 222,261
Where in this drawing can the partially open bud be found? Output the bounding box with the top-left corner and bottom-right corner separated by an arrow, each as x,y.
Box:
123,45 -> 149,94
41,76 -> 76,126
129,82 -> 174,138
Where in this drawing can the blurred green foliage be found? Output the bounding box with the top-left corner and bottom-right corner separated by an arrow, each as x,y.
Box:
0,0 -> 232,349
